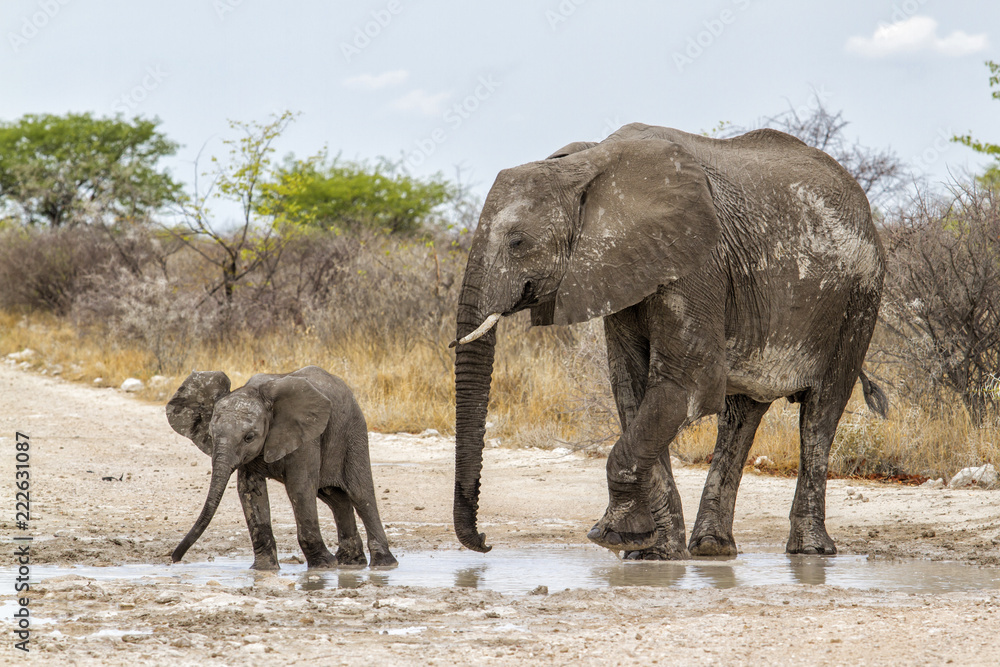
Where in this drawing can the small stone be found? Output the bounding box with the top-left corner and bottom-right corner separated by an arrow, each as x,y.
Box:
921,478 -> 945,489
149,375 -> 169,387
949,464 -> 998,489
6,348 -> 36,362
120,378 -> 144,392
94,377 -> 104,384
921,530 -> 936,538
530,585 -> 548,595
418,428 -> 440,438
485,611 -> 501,619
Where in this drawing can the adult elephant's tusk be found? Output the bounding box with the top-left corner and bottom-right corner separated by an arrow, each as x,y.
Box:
449,313 -> 502,348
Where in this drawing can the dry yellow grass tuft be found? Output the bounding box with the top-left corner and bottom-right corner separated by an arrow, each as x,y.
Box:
2,309 -> 996,481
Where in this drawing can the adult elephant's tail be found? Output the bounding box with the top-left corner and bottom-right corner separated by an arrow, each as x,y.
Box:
859,371 -> 888,418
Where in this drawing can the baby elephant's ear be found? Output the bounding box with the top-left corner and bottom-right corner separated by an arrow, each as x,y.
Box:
260,377 -> 332,464
166,371 -> 232,455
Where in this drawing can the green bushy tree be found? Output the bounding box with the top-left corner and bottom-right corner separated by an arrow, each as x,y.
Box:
0,113 -> 181,226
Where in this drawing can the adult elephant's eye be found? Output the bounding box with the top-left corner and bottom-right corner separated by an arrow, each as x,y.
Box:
508,235 -> 525,252
244,432 -> 255,443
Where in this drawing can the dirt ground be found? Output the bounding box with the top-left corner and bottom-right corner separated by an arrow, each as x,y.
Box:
2,364 -> 999,665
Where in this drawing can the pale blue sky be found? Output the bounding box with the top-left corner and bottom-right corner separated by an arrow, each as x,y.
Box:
2,0 -> 997,207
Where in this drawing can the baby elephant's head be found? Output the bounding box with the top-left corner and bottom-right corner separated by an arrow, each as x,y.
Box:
165,371 -> 332,562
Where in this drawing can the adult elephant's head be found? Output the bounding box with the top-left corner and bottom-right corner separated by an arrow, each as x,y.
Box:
451,138 -> 722,552
166,371 -> 331,562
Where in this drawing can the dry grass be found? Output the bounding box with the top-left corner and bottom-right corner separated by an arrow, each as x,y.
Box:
3,308 -> 997,482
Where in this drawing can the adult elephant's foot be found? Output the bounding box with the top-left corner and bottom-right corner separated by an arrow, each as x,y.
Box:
688,534 -> 738,558
587,500 -> 657,552
786,519 -> 837,555
249,557 -> 280,571
336,537 -> 367,568
304,550 -> 339,569
369,551 -> 399,569
622,544 -> 690,561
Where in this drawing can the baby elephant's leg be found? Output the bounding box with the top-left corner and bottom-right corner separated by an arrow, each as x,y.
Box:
237,466 -> 278,570
284,467 -> 337,568
319,487 -> 366,566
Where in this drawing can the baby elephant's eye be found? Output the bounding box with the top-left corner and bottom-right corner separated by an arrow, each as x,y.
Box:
508,235 -> 525,251
244,432 -> 255,443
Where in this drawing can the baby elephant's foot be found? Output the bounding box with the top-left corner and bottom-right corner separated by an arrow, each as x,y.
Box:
369,551 -> 398,569
587,500 -> 657,552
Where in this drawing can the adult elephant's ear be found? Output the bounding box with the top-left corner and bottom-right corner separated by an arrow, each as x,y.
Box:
260,377 -> 332,463
166,371 -> 232,455
552,139 -> 722,325
546,141 -> 597,159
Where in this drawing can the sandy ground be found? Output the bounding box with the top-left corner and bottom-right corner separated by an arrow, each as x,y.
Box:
1,363 -> 999,665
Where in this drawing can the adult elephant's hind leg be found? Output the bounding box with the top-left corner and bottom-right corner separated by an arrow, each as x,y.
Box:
689,394 -> 771,557
786,380 -> 853,555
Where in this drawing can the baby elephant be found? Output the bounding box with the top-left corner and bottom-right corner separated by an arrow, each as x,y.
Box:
167,365 -> 396,569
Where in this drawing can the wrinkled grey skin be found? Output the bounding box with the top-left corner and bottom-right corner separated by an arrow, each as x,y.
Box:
167,365 -> 396,569
453,123 -> 886,559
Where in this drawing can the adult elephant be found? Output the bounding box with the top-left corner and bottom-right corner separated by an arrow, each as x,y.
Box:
451,123 -> 886,559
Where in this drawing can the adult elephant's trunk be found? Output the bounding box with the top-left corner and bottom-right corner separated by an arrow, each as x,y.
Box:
453,278 -> 497,553
172,453 -> 236,563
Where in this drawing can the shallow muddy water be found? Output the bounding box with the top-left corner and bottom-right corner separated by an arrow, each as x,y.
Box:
10,545 -> 999,596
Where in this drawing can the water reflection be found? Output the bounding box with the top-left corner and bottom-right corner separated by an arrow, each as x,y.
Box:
5,546 -> 997,596
789,555 -> 831,586
454,565 -> 487,589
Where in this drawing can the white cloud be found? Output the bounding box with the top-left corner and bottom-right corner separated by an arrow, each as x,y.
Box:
846,16 -> 988,58
390,89 -> 451,116
342,70 -> 409,90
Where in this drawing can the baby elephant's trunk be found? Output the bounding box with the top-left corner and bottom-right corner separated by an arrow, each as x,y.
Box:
172,463 -> 234,562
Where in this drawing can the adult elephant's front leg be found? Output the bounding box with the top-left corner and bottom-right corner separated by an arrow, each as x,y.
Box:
587,380 -> 690,551
237,465 -> 279,570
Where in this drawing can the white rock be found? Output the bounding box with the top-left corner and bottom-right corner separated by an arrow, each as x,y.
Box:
6,348 -> 36,362
949,464 -> 998,489
418,428 -> 440,438
149,375 -> 168,387
120,378 -> 144,393
93,377 -> 104,384
754,455 -> 772,467
920,478 -> 945,489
